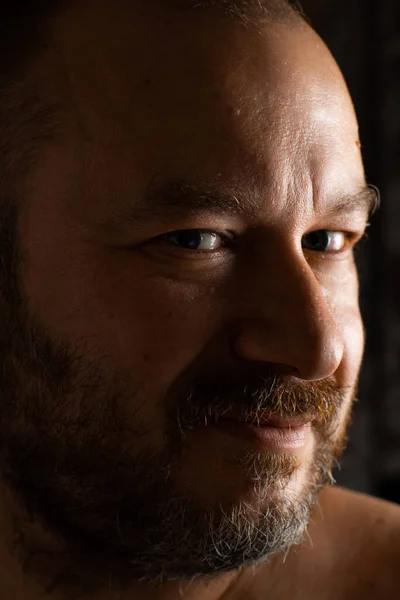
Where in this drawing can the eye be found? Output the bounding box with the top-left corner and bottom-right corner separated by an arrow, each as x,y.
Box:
302,230 -> 351,253
164,229 -> 225,251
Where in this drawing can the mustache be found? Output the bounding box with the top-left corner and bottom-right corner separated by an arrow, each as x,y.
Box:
171,368 -> 348,433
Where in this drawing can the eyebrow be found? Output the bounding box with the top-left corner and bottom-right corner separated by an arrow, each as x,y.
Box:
112,179 -> 381,227
138,179 -> 253,220
324,184 -> 381,219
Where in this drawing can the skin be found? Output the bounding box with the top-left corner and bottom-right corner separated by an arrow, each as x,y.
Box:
0,1 -> 399,599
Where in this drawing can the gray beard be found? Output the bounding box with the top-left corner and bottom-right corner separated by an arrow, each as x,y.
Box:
0,312 -> 338,596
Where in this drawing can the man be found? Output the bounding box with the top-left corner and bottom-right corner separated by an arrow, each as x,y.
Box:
0,0 -> 398,598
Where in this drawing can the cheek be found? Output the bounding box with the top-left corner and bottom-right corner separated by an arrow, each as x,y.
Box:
341,304 -> 365,388
338,285 -> 365,385
20,235 -> 222,398
318,263 -> 364,383
101,272 -> 220,384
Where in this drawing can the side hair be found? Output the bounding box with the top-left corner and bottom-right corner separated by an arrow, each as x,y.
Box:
0,2 -> 65,197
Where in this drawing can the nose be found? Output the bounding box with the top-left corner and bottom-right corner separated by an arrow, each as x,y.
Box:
231,253 -> 344,381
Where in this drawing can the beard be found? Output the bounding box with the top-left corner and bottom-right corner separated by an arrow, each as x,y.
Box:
0,202 -> 354,595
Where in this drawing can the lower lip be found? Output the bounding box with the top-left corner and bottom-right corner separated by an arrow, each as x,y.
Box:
210,419 -> 311,451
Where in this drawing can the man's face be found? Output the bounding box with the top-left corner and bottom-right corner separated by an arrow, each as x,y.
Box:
0,2 -> 370,590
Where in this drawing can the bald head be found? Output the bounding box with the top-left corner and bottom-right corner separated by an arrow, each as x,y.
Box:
1,0 -> 302,82
0,0 -> 305,200
149,0 -> 304,24
45,0 -> 359,187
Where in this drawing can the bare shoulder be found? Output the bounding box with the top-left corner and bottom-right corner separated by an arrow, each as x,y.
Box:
316,486 -> 400,597
252,487 -> 400,599
319,484 -> 400,527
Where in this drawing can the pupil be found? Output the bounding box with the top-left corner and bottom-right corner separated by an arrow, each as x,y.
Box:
176,230 -> 203,249
303,231 -> 329,251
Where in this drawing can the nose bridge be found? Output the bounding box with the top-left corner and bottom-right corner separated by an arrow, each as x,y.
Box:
232,252 -> 344,380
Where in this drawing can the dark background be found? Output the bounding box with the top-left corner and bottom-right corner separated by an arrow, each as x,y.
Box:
301,0 -> 400,502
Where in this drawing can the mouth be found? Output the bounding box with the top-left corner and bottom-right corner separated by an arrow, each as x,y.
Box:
206,413 -> 313,451
210,412 -> 312,429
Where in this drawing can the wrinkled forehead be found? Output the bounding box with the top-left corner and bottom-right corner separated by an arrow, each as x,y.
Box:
47,2 -> 362,197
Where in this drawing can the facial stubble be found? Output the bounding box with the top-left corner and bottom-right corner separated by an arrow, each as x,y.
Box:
0,205 -> 353,595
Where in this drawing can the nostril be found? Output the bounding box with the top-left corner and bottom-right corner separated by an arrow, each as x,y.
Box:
231,314 -> 343,382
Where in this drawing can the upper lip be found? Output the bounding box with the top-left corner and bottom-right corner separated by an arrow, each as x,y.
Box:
212,411 -> 311,428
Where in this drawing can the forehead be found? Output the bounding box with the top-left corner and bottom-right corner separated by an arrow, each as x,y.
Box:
48,3 -> 364,211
